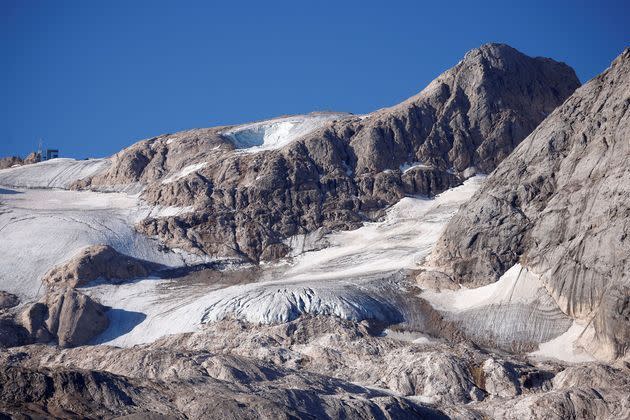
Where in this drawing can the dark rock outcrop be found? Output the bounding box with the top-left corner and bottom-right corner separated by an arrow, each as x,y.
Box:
0,365 -> 178,418
75,43 -> 579,262
421,48 -> 630,360
0,291 -> 19,310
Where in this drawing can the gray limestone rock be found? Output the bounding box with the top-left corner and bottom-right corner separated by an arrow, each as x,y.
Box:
422,48 -> 630,360
20,288 -> 109,347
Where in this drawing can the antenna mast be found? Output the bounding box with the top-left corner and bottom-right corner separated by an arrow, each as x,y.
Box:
37,138 -> 43,161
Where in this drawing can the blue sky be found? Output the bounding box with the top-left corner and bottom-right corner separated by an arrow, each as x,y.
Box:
1,0 -> 628,158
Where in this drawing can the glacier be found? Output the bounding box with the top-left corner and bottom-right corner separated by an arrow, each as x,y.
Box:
221,112 -> 351,152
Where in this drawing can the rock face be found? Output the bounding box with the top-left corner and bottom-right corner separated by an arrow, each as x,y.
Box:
0,321 -> 453,419
42,244 -> 161,288
20,288 -> 109,347
422,48 -> 630,360
74,43 -> 579,262
0,365 -> 179,418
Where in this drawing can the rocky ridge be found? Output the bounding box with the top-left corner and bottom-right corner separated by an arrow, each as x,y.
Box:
74,43 -> 579,262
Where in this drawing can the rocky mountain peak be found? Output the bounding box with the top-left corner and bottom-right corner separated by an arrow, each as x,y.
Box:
420,46 -> 630,360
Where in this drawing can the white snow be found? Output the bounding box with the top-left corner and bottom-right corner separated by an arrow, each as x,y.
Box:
421,264 -> 543,312
421,263 -> 576,351
88,278 -> 214,346
383,329 -> 434,344
0,187 -> 204,300
87,177 -> 484,346
161,162 -> 208,184
399,162 -> 433,173
222,113 -> 349,153
0,158 -> 109,189
529,321 -> 596,363
148,205 -> 195,218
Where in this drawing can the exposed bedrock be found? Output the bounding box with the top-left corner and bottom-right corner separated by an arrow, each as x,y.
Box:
19,288 -> 109,348
0,152 -> 39,170
0,322 -> 452,419
74,43 -> 579,262
42,244 -> 162,288
422,48 -> 630,360
0,156 -> 23,170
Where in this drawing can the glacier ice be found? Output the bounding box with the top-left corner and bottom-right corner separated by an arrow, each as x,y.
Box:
222,113 -> 350,153
87,177 -> 484,346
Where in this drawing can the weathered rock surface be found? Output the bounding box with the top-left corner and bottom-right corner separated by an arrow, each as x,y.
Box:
1,317 -> 628,419
421,48 -> 630,360
0,323 -> 451,419
74,43 -> 579,262
0,365 -> 180,419
0,291 -> 19,309
42,244 -> 161,288
20,288 -> 109,347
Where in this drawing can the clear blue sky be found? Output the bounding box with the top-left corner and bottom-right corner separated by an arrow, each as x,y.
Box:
2,0 -> 628,159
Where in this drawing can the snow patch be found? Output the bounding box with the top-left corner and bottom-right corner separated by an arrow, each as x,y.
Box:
529,321 -> 596,363
421,263 -> 576,350
399,162 -> 433,173
161,162 -> 208,184
222,113 -> 349,153
383,329 -> 434,344
421,264 -> 543,312
149,205 -> 195,218
0,188 -> 204,300
0,158 -> 109,189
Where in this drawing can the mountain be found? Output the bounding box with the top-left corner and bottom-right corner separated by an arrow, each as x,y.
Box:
420,48 -> 630,361
66,43 -> 580,262
1,45 -> 628,419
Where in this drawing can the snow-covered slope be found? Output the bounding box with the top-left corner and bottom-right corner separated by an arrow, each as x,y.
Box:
421,264 -> 578,355
86,177 -> 484,346
222,113 -> 350,152
0,158 -> 109,189
0,187 -> 203,300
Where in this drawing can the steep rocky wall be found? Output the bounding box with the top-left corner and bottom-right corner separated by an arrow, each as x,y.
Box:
422,48 -> 630,360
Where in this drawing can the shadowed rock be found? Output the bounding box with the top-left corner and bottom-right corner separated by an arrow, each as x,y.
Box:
0,291 -> 19,310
